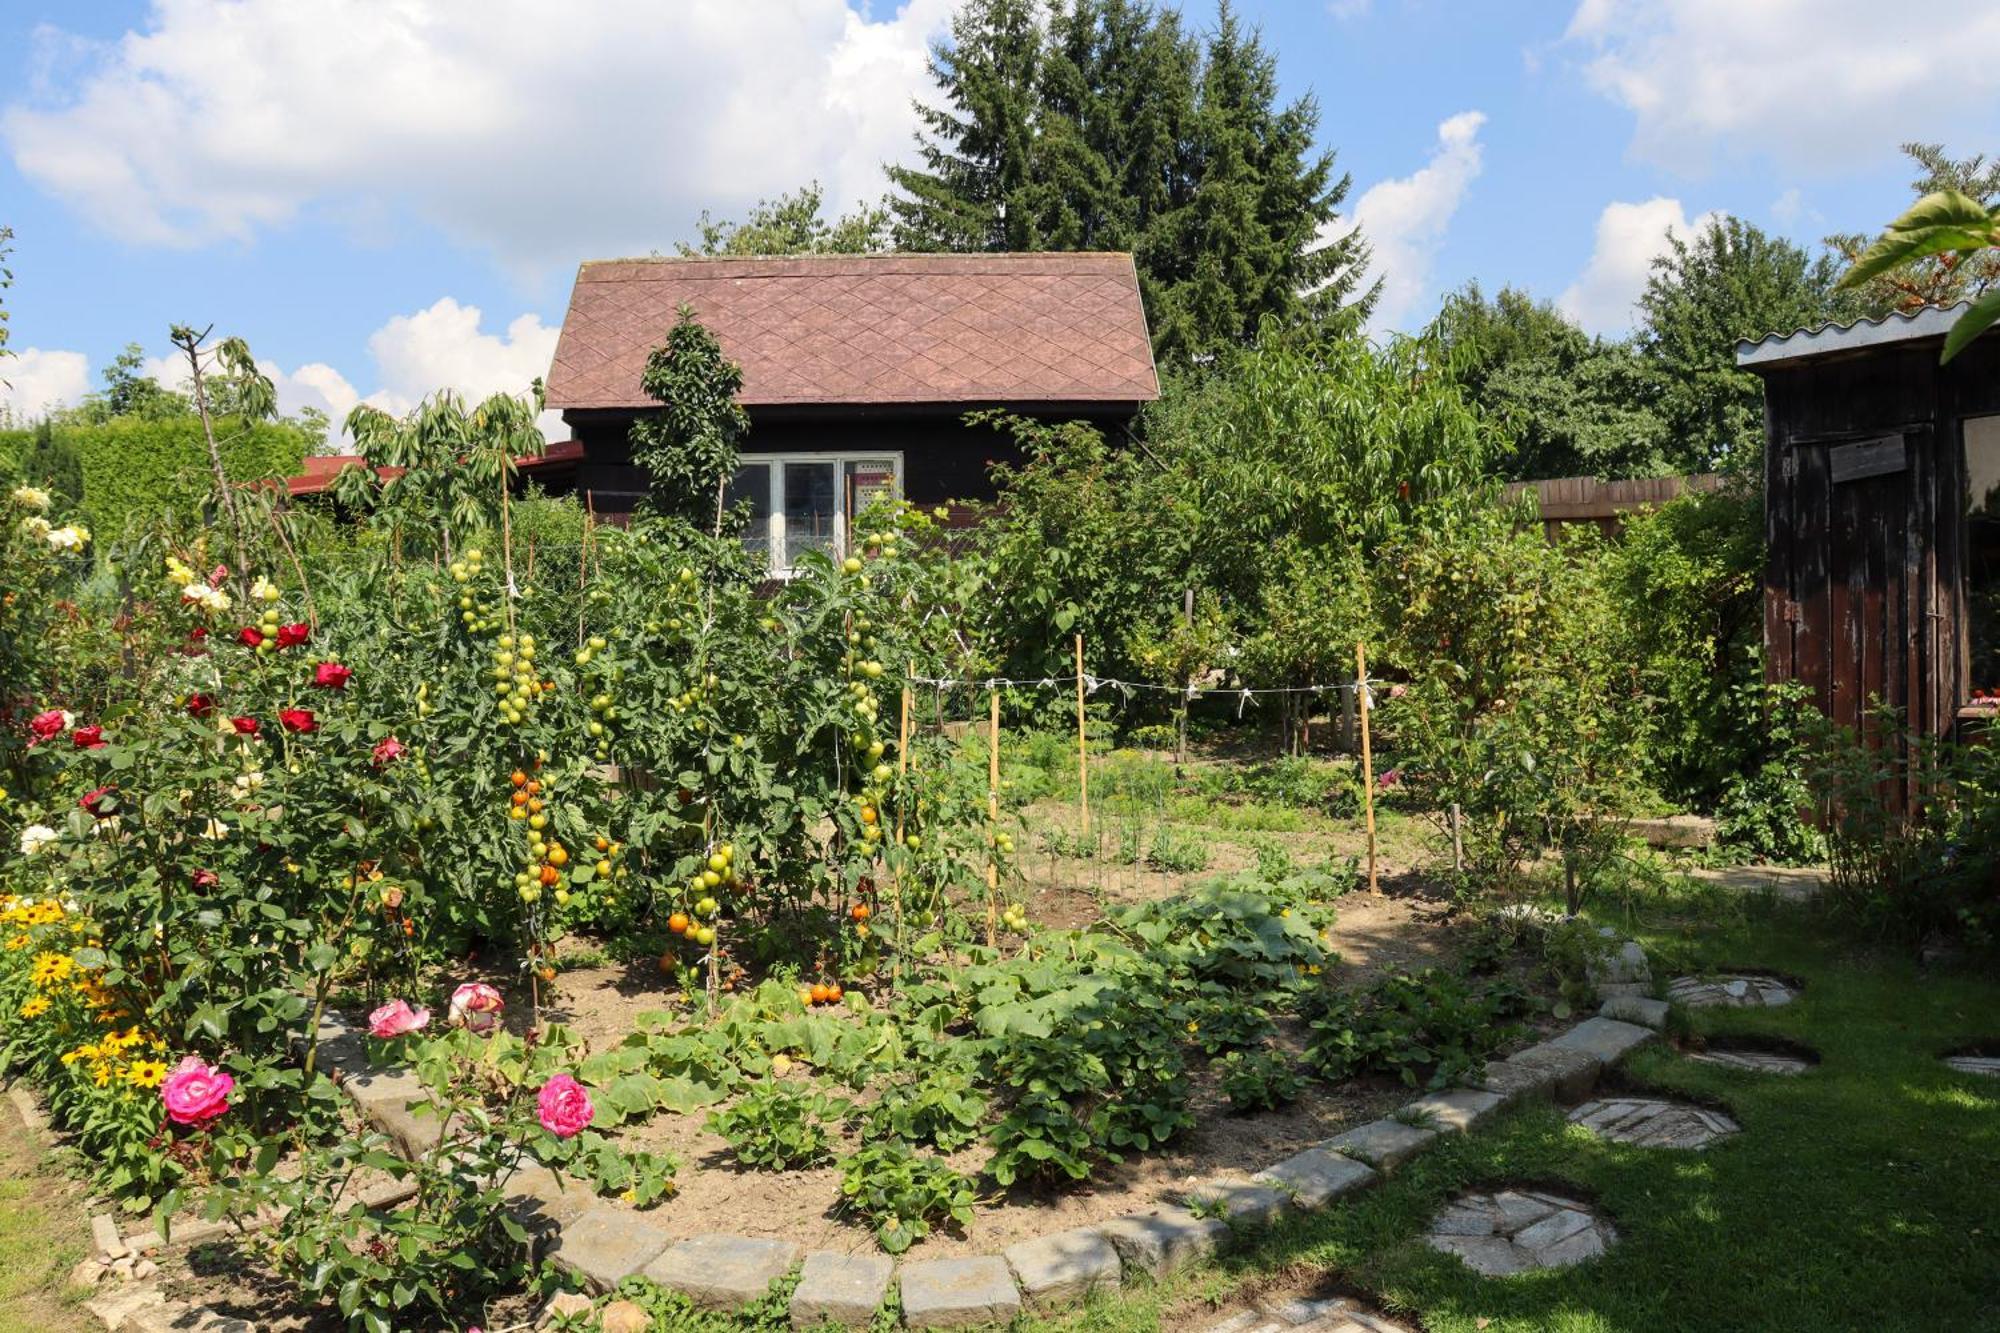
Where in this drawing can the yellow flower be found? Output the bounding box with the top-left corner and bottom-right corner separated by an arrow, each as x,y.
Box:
127,1060 -> 168,1088
19,996 -> 50,1019
30,952 -> 74,986
91,1065 -> 113,1088
5,934 -> 28,951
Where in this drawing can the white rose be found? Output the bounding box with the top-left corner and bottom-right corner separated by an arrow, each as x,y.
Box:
18,824 -> 58,857
10,486 -> 50,511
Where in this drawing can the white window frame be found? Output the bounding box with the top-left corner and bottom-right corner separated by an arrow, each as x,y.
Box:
730,451 -> 904,578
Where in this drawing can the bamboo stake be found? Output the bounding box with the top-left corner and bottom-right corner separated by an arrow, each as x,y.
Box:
892,669 -> 913,990
986,690 -> 1000,949
1357,642 -> 1379,896
1074,634 -> 1090,836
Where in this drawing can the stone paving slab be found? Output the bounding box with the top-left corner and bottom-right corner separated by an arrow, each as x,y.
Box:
1546,1016 -> 1656,1066
1687,1047 -> 1811,1075
900,1255 -> 1021,1329
502,1163 -> 595,1232
645,1233 -> 803,1310
1943,1055 -> 2000,1078
1423,1191 -> 1614,1277
1187,1180 -> 1291,1227
1687,864 -> 1826,902
1398,1088 -> 1503,1134
1252,1147 -> 1378,1209
548,1204 -> 671,1293
1598,995 -> 1670,1029
791,1251 -> 895,1328
1093,1211 -> 1230,1279
1004,1227 -> 1120,1310
1474,1043 -> 1602,1104
1322,1119 -> 1436,1172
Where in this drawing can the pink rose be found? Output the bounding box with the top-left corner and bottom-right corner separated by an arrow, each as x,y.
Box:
536,1074 -> 594,1139
160,1056 -> 233,1128
367,999 -> 430,1039
27,709 -> 68,744
371,735 -> 406,768
447,982 -> 504,1035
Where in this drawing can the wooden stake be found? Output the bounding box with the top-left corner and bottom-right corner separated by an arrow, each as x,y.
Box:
986,690 -> 1000,949
892,669 -> 912,989
1451,802 -> 1464,874
1357,642 -> 1379,896
1074,634 -> 1090,836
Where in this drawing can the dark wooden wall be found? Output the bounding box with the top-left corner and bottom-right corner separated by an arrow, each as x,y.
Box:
1758,334 -> 2000,756
557,405 -> 1134,524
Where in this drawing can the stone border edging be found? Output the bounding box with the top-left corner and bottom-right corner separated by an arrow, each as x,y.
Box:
296,930 -> 1671,1330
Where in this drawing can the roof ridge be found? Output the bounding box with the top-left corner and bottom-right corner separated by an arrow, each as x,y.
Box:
1733,299 -> 1973,353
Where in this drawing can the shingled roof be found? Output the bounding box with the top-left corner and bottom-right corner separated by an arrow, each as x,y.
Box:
544,252 -> 1158,412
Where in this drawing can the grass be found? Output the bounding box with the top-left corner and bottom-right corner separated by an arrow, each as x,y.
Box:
0,1097 -> 92,1333
1028,899 -> 2000,1333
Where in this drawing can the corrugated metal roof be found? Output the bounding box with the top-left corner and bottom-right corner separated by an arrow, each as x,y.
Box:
1734,301 -> 1973,370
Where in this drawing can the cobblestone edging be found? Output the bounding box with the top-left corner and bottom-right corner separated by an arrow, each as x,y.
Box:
63,929 -> 1670,1332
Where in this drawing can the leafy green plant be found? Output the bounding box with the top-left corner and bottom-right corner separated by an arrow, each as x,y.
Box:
704,1081 -> 849,1171
837,1140 -> 977,1254
1175,994 -> 1278,1056
1302,967 -> 1532,1089
861,1064 -> 987,1152
1218,1047 -> 1307,1112
1146,825 -> 1212,873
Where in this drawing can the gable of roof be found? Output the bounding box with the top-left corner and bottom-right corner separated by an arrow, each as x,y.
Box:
544,252 -> 1159,412
1735,301 -> 1976,371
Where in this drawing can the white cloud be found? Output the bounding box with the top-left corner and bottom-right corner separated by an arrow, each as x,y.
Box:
3,0 -> 957,274
1327,0 -> 1372,19
1563,0 -> 2000,176
0,347 -> 92,420
1558,196 -> 1721,335
1346,111 -> 1487,331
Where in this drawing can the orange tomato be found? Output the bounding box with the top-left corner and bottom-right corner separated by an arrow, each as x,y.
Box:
537,965 -> 556,982
538,864 -> 559,887
810,983 -> 831,1004
658,952 -> 676,974
547,845 -> 569,867
668,912 -> 690,934
526,779 -> 542,796
827,983 -> 844,1003
851,903 -> 870,922
510,790 -> 529,807
527,798 -> 544,814
594,836 -> 610,852
510,770 -> 527,788
859,806 -> 878,825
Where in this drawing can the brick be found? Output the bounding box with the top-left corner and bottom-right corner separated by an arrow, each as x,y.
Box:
1546,1017 -> 1656,1067
1186,1181 -> 1290,1227
791,1251 -> 894,1328
644,1233 -> 803,1311
1322,1119 -> 1436,1173
1004,1227 -> 1121,1310
1093,1212 -> 1230,1279
1598,996 -> 1670,1030
1253,1148 -> 1378,1210
1397,1088 -> 1503,1135
899,1255 -> 1021,1329
1475,1044 -> 1601,1105
547,1204 -> 671,1294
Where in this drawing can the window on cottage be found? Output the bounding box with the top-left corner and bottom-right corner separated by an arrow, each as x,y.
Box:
1966,415 -> 2000,700
724,454 -> 901,576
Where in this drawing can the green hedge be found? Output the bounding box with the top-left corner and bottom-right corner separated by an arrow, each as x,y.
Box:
50,417 -> 310,539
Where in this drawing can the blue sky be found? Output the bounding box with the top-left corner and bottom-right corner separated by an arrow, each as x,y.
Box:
2,0 -> 1997,436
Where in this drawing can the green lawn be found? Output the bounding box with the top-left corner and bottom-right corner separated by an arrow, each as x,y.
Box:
0,1098 -> 92,1333
1037,900 -> 2000,1333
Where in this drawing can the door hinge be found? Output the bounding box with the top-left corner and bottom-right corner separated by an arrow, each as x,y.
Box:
1781,599 -> 1803,625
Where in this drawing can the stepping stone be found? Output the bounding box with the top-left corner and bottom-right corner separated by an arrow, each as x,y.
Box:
899,1255 -> 1021,1329
1944,1055 -> 2000,1078
1425,1191 -> 1615,1276
1004,1227 -> 1120,1311
1687,1047 -> 1811,1076
791,1251 -> 894,1328
1322,1118 -> 1437,1172
1568,1098 -> 1740,1149
644,1233 -> 803,1310
1666,973 -> 1798,1008
1253,1147 -> 1378,1209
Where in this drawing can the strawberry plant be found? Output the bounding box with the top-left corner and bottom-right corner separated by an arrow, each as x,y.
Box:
1302,966 -> 1533,1089
1218,1047 -> 1307,1112
837,1140 -> 977,1254
704,1081 -> 850,1171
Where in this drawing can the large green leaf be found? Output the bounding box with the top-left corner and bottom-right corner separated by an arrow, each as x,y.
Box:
1838,191 -> 1999,289
1941,286 -> 2000,363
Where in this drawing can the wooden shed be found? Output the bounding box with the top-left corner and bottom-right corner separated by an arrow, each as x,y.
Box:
1738,304 -> 2000,748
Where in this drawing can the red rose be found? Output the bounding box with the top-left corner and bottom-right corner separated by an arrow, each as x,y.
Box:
71,725 -> 106,749
275,623 -> 310,649
313,662 -> 353,690
279,708 -> 316,734
27,709 -> 68,744
80,785 -> 117,818
192,868 -> 219,890
371,735 -> 406,768
238,627 -> 265,649
185,693 -> 216,718
190,626 -> 208,641
230,716 -> 260,736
